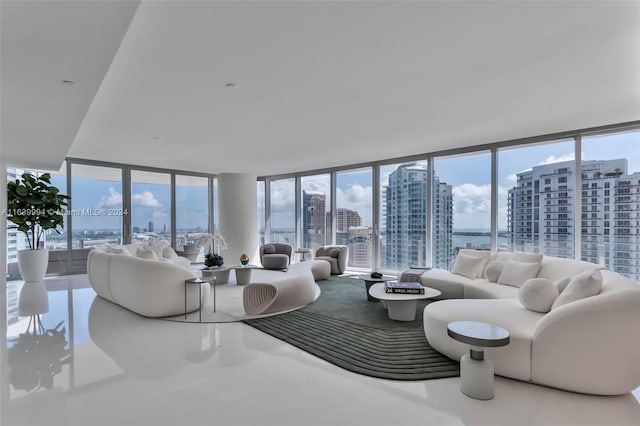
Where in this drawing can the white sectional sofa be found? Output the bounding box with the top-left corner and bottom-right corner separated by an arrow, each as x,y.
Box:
421,250 -> 640,395
87,242 -> 209,318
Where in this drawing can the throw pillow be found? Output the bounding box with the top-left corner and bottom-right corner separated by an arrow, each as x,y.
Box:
450,253 -> 485,279
148,240 -> 169,258
136,247 -> 158,260
458,249 -> 491,278
511,251 -> 544,265
519,278 -> 559,313
263,244 -> 276,254
551,269 -> 603,310
329,248 -> 340,258
484,261 -> 505,282
555,277 -> 571,293
162,246 -> 178,259
106,245 -> 129,255
497,260 -> 541,288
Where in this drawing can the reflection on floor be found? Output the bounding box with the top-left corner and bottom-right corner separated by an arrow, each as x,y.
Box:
3,275 -> 640,426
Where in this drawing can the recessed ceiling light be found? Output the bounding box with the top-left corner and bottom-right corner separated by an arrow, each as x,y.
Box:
152,136 -> 161,141
225,83 -> 238,89
61,80 -> 76,85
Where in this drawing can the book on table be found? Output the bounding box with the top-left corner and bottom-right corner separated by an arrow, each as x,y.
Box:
384,281 -> 425,294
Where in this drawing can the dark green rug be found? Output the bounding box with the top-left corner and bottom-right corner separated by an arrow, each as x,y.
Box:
242,275 -> 459,381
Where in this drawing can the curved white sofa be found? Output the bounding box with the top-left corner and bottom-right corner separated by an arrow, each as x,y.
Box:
243,260 -> 330,315
87,243 -> 209,318
422,252 -> 640,395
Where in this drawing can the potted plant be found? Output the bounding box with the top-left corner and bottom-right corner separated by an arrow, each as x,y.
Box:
7,172 -> 69,281
204,234 -> 227,267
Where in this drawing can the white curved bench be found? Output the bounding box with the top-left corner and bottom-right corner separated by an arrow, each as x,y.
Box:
243,260 -> 329,315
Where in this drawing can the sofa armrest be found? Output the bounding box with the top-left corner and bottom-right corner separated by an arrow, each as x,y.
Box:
531,289 -> 640,395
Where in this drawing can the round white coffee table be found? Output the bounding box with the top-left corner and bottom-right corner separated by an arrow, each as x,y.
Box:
368,283 -> 441,321
357,274 -> 397,302
447,321 -> 510,400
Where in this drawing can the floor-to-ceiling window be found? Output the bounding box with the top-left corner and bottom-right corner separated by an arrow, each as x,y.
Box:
433,152 -> 490,269
498,139 -> 575,258
300,174 -> 331,253
336,168 -> 373,269
257,180 -> 265,246
269,178 -> 295,244
130,170 -> 171,244
379,161 -> 429,270
581,130 -> 640,281
69,164 -> 124,273
176,175 -> 209,261
70,164 -> 124,250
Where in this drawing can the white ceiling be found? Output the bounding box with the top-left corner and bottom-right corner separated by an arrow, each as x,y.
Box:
2,1 -> 639,176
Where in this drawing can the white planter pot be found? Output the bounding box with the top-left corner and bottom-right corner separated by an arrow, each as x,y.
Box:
17,249 -> 49,282
18,281 -> 49,316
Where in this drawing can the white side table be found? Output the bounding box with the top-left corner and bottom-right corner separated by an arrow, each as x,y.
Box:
201,266 -> 230,284
295,248 -> 312,262
447,321 -> 510,400
229,265 -> 256,285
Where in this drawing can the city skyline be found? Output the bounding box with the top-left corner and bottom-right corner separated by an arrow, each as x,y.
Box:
6,131 -> 639,279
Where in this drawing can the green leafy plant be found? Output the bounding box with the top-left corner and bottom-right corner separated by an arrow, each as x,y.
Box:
205,252 -> 223,261
7,172 -> 70,250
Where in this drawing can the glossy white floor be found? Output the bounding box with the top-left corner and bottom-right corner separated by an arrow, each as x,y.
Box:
3,275 -> 640,426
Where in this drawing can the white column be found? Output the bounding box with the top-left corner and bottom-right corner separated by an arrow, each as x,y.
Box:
218,173 -> 259,265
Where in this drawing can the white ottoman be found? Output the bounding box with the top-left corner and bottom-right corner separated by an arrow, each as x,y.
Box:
309,260 -> 331,280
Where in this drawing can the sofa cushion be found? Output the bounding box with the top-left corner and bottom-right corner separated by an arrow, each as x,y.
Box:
456,249 -> 492,278
329,248 -> 340,258
519,278 -> 559,313
421,269 -> 470,299
105,245 -> 130,255
484,260 -> 504,282
463,279 -> 520,299
162,246 -> 178,259
537,256 -> 599,282
136,247 -> 158,260
555,277 -> 571,293
451,253 -> 486,279
551,269 -> 603,310
315,256 -> 340,275
263,244 -> 276,254
263,253 -> 289,270
498,260 -> 540,288
147,240 -> 169,259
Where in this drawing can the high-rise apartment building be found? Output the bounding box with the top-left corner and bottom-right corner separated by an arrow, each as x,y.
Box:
347,226 -> 372,267
384,164 -> 453,270
335,208 -> 361,233
6,168 -> 26,272
509,159 -> 640,281
302,191 -> 327,249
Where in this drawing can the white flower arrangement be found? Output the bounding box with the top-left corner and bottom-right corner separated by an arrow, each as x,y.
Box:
196,233 -> 228,256
212,234 -> 227,255
196,233 -> 214,249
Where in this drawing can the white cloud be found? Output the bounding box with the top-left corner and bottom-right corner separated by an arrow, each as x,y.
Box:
452,183 -> 491,215
506,173 -> 518,183
96,187 -> 122,208
336,184 -> 373,226
539,153 -> 575,166
132,191 -> 162,208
